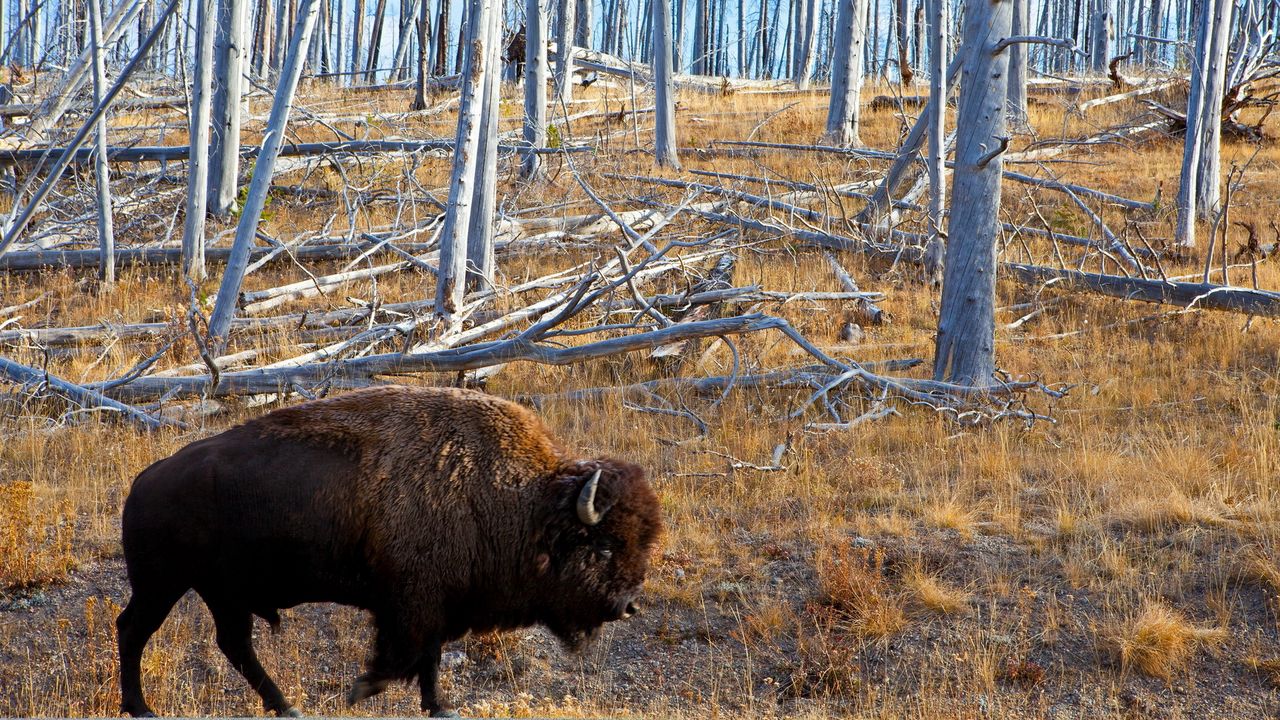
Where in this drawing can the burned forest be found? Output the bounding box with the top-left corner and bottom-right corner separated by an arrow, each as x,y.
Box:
2,0 -> 1280,716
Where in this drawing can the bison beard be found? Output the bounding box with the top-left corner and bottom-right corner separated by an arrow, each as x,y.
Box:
115,386 -> 662,718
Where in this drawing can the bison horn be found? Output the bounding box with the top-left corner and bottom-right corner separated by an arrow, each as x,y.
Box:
576,469 -> 604,526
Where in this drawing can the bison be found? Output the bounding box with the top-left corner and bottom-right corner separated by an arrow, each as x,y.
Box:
117,385 -> 662,718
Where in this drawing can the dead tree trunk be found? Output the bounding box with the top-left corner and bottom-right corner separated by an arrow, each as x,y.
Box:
576,0 -> 593,47
350,0 -> 365,76
207,0 -> 322,351
391,0 -> 420,80
209,0 -> 248,217
934,0 -> 1012,387
1192,0 -> 1231,220
251,0 -> 274,79
1006,0 -> 1029,129
435,0 -> 497,319
824,0 -> 868,146
522,0 -> 548,179
652,0 -> 679,167
792,0 -> 817,87
1089,0 -> 1112,73
435,0 -> 450,73
922,0 -> 947,283
1174,0 -> 1229,248
555,0 -> 577,102
894,0 -> 912,84
411,0 -> 431,108
183,0 -> 217,280
364,0 -> 388,81
88,0 -> 114,284
467,1 -> 501,291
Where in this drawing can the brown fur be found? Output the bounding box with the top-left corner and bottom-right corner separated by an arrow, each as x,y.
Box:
117,386 -> 662,718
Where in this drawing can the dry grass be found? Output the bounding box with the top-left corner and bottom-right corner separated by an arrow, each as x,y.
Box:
1101,601 -> 1229,679
2,76 -> 1280,717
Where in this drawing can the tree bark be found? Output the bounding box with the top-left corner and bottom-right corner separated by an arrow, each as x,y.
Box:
88,0 -> 115,284
522,0 -> 548,179
1192,0 -> 1230,220
792,0 -> 816,86
350,0 -> 365,75
1174,0 -> 1227,248
824,0 -> 867,146
435,0 -> 496,318
1006,0 -> 1029,129
364,0 -> 388,81
467,0 -> 501,290
934,0 -> 1012,386
555,0 -> 577,102
922,0 -> 947,283
206,0 -> 322,351
411,0 -> 431,108
209,0 -> 248,217
183,0 -> 218,280
1089,0 -> 1112,73
652,0 -> 679,167
894,0 -> 912,84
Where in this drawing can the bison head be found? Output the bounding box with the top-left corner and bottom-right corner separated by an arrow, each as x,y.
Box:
535,458 -> 662,649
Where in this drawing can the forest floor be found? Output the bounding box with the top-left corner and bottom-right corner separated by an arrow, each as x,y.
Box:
3,74 -> 1280,718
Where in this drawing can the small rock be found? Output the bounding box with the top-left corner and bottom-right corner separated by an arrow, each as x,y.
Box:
441,650 -> 467,670
839,322 -> 865,344
852,536 -> 876,549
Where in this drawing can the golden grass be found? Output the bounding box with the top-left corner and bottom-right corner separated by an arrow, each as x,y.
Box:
1101,601 -> 1228,679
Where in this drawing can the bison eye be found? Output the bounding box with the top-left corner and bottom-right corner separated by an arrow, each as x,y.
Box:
598,549 -> 613,561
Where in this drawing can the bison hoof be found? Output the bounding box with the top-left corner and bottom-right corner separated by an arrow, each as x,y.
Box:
277,708 -> 304,717
346,676 -> 391,706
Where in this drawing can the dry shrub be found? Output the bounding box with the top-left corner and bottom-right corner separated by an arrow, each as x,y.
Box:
1102,601 -> 1228,679
904,570 -> 970,615
785,543 -> 907,699
0,481 -> 75,590
788,618 -> 864,698
813,543 -> 907,639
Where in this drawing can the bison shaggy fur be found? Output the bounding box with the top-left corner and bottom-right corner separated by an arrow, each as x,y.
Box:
117,385 -> 662,717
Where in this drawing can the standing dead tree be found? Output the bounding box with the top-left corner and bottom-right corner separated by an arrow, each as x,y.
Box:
87,0 -> 115,284
652,0 -> 679,168
209,0 -> 249,217
824,0 -> 868,147
522,0 -> 548,180
435,0 -> 500,320
934,0 -> 1012,387
183,0 -> 218,281
922,0 -> 948,283
207,0 -> 323,352
1174,0 -> 1232,250
555,0 -> 577,102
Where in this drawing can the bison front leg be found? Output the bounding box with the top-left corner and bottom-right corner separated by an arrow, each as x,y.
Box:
417,640 -> 458,718
347,613 -> 416,707
206,603 -> 299,716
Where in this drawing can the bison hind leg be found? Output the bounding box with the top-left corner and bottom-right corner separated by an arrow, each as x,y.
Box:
345,674 -> 392,706
203,600 -> 296,716
117,583 -> 186,717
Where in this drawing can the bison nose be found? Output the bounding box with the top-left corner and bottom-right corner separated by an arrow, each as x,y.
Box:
622,600 -> 640,619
